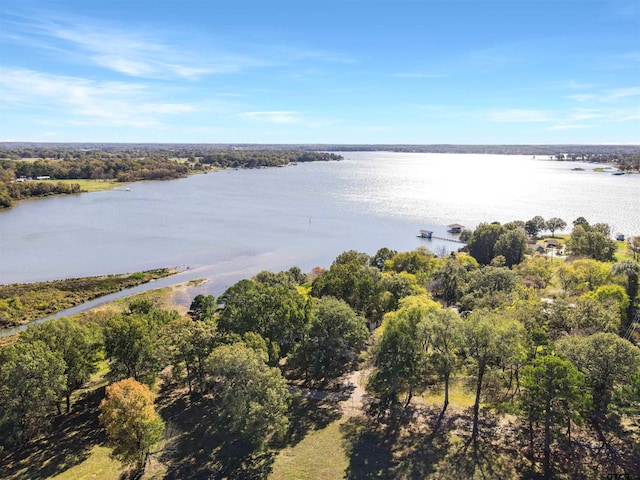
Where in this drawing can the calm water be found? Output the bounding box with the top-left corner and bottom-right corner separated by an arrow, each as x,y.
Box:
1,153 -> 638,297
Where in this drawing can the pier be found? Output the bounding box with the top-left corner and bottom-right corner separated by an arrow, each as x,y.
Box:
417,226 -> 466,244
429,235 -> 465,244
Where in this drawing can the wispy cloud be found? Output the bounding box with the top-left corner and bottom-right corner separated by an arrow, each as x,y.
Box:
488,104 -> 639,131
567,85 -> 640,103
604,86 -> 640,101
0,67 -> 198,127
2,11 -> 350,80
239,111 -> 302,124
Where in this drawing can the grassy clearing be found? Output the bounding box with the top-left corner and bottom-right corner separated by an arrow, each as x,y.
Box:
39,178 -> 124,192
269,418 -> 349,480
420,377 -> 476,409
51,446 -> 121,480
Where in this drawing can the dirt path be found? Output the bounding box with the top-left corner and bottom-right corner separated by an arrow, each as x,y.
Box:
341,369 -> 367,415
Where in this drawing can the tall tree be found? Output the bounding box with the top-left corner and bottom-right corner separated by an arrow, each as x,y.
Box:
419,308 -> 463,413
627,236 -> 640,261
162,317 -> 218,393
525,216 -> 546,237
367,297 -> 440,414
612,260 -> 639,327
545,217 -> 567,238
311,250 -> 390,327
519,355 -> 587,478
20,318 -> 101,412
188,294 -> 217,321
0,341 -> 66,445
432,254 -> 478,306
370,247 -> 397,270
218,279 -> 310,363
494,228 -> 528,267
205,343 -> 290,447
103,309 -> 177,384
467,223 -> 505,265
567,225 -> 617,262
557,333 -> 640,431
99,378 -> 165,474
462,310 -> 523,444
289,297 -> 368,381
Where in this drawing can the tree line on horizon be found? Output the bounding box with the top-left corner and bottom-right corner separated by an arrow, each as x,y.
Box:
0,149 -> 342,208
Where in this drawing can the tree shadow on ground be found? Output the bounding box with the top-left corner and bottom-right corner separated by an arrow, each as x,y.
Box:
159,395 -> 276,480
283,392 -> 343,447
437,410 -> 521,480
0,386 -> 107,480
392,406 -> 455,479
340,414 -> 399,479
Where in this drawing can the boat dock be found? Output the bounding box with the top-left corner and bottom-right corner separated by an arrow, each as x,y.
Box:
417,224 -> 466,244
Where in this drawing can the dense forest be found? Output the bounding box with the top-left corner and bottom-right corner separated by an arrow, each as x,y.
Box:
0,216 -> 638,479
0,147 -> 342,208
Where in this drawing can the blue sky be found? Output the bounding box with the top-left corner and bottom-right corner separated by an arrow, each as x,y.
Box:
1,0 -> 638,144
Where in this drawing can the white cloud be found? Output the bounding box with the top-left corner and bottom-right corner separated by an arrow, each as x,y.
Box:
239,111 -> 302,124
2,12 -> 348,80
604,86 -> 640,101
0,67 -> 197,127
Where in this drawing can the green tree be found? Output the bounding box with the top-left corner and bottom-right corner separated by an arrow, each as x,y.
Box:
583,284 -> 629,328
162,317 -> 218,393
385,247 -> 438,276
432,254 -> 479,306
570,296 -> 620,335
290,297 -> 368,381
218,279 -> 310,363
312,250 -> 389,327
467,223 -> 505,265
545,217 -> 567,238
368,296 -> 440,415
370,247 -> 397,270
627,236 -> 640,261
557,333 -> 640,430
419,308 -> 463,413
525,216 -> 546,237
462,310 -> 523,444
99,378 -> 165,474
494,228 -> 528,267
20,318 -> 101,412
205,343 -> 290,447
514,255 -> 553,289
0,341 -> 66,445
188,294 -> 217,321
458,265 -> 520,311
567,225 -> 617,262
571,258 -> 611,291
612,260 -> 639,326
518,355 -> 587,478
103,309 -> 177,384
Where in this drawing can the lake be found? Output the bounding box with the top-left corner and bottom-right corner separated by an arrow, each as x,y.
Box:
1,153 -> 638,301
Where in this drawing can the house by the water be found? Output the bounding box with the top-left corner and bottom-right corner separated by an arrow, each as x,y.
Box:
447,224 -> 464,234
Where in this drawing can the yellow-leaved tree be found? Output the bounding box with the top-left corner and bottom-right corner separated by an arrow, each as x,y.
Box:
99,378 -> 164,474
